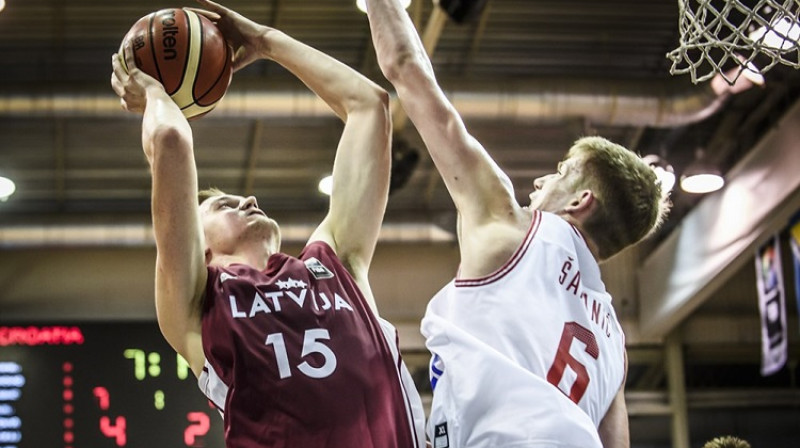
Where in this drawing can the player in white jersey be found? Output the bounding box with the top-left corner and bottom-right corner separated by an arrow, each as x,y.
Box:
424,211 -> 627,447
364,1 -> 671,446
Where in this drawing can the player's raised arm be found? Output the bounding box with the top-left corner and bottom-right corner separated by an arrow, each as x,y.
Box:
365,0 -> 516,224
253,31 -> 391,277
197,0 -> 391,312
111,47 -> 207,375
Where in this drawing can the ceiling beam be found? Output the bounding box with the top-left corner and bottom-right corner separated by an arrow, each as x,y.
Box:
268,0 -> 284,28
0,81 -> 744,129
461,1 -> 492,74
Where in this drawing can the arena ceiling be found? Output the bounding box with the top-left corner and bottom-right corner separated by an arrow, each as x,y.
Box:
1,0 -> 798,226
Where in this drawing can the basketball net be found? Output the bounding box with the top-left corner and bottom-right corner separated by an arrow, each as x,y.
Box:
667,0 -> 800,85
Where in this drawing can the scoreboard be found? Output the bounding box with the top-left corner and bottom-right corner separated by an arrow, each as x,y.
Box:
0,323 -> 224,448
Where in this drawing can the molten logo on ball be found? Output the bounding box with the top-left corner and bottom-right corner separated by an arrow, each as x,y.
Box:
159,9 -> 179,61
120,8 -> 233,120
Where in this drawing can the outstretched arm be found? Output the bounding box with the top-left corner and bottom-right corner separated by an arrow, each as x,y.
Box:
598,352 -> 631,448
365,0 -> 516,224
196,0 -> 391,313
111,47 -> 207,376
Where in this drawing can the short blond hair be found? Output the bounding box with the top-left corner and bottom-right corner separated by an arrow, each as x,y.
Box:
568,136 -> 670,260
702,436 -> 751,448
198,187 -> 227,205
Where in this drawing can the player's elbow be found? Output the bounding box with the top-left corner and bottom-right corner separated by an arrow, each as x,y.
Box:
150,123 -> 189,148
364,84 -> 391,112
345,83 -> 390,124
146,124 -> 191,160
379,46 -> 429,87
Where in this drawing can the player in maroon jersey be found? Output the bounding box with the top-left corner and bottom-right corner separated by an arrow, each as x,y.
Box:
110,1 -> 425,447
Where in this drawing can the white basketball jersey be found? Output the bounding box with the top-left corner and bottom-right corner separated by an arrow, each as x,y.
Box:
422,211 -> 626,448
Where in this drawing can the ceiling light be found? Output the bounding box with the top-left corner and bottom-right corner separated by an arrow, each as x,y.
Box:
318,175 -> 333,196
653,166 -> 676,194
748,16 -> 800,50
0,1 -> 5,13
680,169 -> 724,194
0,176 -> 15,201
356,0 -> 411,13
642,154 -> 676,193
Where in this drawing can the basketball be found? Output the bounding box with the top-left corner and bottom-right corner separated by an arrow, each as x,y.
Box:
119,8 -> 233,119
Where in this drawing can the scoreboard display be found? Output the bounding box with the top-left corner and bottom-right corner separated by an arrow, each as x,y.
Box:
0,323 -> 224,448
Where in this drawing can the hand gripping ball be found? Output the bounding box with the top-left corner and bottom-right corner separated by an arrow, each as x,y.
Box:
120,8 -> 233,119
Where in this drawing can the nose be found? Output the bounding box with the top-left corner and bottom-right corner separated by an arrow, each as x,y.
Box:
533,173 -> 555,191
240,196 -> 259,210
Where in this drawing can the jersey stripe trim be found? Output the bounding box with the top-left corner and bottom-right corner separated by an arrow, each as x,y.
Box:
455,210 -> 543,287
378,318 -> 424,448
198,359 -> 228,414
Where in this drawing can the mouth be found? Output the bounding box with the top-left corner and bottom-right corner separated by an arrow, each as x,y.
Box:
247,210 -> 267,217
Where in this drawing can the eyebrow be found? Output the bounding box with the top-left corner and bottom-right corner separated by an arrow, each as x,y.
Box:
206,195 -> 238,208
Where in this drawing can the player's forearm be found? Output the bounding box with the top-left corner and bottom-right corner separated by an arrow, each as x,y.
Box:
366,0 -> 434,86
264,30 -> 385,121
141,85 -> 192,165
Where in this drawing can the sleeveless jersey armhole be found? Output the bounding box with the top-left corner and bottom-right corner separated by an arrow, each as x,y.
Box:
455,210 -> 544,287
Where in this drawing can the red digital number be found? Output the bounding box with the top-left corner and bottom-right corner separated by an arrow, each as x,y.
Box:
546,322 -> 599,404
99,416 -> 127,446
93,386 -> 110,410
184,412 -> 210,446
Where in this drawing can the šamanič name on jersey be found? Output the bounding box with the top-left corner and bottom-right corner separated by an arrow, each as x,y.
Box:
558,255 -> 615,338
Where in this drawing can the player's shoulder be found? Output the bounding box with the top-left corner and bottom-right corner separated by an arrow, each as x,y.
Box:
456,208 -> 537,277
301,239 -> 338,260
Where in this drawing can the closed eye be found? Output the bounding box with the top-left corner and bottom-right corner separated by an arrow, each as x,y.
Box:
216,199 -> 239,209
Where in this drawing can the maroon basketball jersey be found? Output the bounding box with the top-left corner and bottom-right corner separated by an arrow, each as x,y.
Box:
199,241 -> 422,448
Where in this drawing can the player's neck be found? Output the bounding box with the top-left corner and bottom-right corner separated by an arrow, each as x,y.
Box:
571,223 -> 602,262
559,213 -> 602,262
211,243 -> 277,271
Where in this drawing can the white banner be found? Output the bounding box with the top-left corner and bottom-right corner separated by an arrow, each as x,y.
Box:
755,235 -> 788,376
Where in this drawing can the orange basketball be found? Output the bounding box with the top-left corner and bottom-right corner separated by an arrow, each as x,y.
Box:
120,8 -> 233,119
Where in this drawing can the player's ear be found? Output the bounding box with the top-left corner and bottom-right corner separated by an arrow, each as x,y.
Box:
566,189 -> 594,215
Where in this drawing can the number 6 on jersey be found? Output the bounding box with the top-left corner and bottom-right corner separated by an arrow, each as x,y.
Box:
546,322 -> 599,403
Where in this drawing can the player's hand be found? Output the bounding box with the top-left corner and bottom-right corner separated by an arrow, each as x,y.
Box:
191,0 -> 272,72
110,42 -> 164,114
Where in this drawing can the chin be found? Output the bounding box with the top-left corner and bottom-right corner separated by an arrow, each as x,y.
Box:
246,218 -> 279,237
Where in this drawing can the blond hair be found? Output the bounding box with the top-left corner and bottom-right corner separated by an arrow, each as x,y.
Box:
568,136 -> 670,260
198,187 -> 227,205
702,436 -> 751,448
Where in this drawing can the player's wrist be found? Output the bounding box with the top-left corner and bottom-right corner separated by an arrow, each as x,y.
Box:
259,28 -> 288,60
144,83 -> 171,106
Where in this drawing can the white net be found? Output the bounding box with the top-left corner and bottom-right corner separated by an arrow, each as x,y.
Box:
667,0 -> 800,85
